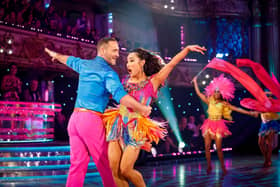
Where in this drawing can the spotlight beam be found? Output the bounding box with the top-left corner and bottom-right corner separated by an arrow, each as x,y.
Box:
157,85 -> 184,145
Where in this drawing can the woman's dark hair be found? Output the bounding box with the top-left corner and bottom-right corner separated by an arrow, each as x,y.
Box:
8,63 -> 17,69
131,48 -> 165,76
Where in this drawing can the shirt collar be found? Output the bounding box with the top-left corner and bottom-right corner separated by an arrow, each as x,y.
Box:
95,56 -> 110,66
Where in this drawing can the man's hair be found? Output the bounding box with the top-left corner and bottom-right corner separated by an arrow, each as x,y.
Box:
96,37 -> 117,52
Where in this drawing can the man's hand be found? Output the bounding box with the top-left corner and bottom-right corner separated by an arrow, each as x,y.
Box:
45,48 -> 57,61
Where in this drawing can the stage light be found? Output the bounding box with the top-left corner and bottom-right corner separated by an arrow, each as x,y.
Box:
107,13 -> 113,35
7,39 -> 13,45
164,5 -> 168,8
5,32 -> 14,45
170,0 -> 174,3
179,142 -> 185,148
202,80 -> 206,85
44,0 -> 51,8
7,49 -> 13,55
216,53 -> 224,58
151,147 -> 157,157
171,6 -> 175,10
205,74 -> 210,79
178,142 -> 185,153
0,47 -> 4,53
157,85 -> 184,146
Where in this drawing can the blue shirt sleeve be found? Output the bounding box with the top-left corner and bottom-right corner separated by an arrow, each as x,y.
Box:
66,56 -> 82,73
105,71 -> 127,103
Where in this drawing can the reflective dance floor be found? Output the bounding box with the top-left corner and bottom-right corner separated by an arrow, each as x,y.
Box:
1,153 -> 279,187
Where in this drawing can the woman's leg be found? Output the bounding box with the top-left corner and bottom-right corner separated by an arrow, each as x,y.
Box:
258,135 -> 265,155
203,133 -> 212,174
108,141 -> 129,187
120,145 -> 146,187
215,136 -> 227,175
265,132 -> 274,167
258,135 -> 266,165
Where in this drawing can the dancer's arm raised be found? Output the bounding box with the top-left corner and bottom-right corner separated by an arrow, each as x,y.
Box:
45,48 -> 69,65
192,76 -> 209,104
151,45 -> 206,90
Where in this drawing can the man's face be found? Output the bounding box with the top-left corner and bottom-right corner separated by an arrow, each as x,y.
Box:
30,80 -> 38,91
102,41 -> 119,65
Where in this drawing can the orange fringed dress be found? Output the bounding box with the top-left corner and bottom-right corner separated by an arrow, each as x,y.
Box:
103,76 -> 167,151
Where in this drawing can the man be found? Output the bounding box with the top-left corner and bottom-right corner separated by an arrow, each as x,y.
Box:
23,79 -> 41,102
45,37 -> 151,187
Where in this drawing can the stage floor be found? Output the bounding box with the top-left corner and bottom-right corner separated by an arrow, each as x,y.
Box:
0,153 -> 279,187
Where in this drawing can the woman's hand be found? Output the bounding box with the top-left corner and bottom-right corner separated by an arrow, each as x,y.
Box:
191,76 -> 197,84
250,111 -> 259,118
186,45 -> 207,55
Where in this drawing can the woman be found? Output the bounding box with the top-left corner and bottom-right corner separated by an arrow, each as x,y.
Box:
192,74 -> 258,175
103,45 -> 206,187
258,92 -> 280,167
1,63 -> 22,101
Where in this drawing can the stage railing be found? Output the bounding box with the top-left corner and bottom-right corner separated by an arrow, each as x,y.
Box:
0,101 -> 61,143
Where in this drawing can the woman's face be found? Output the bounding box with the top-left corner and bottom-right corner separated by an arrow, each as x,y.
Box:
126,52 -> 145,77
10,65 -> 17,75
213,90 -> 221,100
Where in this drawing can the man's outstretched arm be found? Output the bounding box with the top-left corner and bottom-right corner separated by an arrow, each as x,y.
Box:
45,48 -> 69,65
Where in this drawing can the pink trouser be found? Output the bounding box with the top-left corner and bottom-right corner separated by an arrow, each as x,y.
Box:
66,110 -> 116,187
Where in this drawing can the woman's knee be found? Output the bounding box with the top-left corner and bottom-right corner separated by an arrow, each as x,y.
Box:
204,142 -> 211,150
120,164 -> 131,178
216,147 -> 223,153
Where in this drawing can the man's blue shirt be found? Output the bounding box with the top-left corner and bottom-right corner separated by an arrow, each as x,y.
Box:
66,56 -> 127,113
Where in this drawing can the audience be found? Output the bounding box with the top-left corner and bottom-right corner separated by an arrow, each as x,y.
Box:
1,63 -> 22,101
1,0 -> 100,43
23,79 -> 41,102
0,1 -> 150,51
